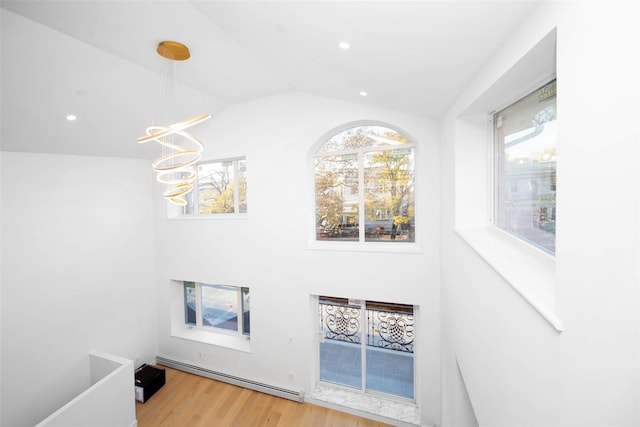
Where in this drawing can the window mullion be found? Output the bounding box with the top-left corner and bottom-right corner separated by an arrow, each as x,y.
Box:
195,282 -> 203,327
358,152 -> 365,242
360,301 -> 367,392
233,159 -> 240,214
193,167 -> 200,215
236,287 -> 242,335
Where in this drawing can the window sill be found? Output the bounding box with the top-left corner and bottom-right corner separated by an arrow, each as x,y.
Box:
310,384 -> 419,425
309,240 -> 422,254
455,226 -> 562,332
168,213 -> 248,221
170,325 -> 251,353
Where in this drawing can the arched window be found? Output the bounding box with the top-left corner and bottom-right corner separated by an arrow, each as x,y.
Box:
314,124 -> 415,243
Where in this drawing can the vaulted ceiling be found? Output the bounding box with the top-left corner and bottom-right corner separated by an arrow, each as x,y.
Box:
1,1 -> 539,159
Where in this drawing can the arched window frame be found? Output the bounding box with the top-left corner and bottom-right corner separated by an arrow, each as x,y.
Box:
311,121 -> 417,248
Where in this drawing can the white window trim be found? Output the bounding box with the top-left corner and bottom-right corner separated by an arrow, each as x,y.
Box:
454,112 -> 561,331
169,280 -> 251,352
168,212 -> 248,221
191,283 -> 249,336
315,298 -> 418,400
166,156 -> 247,219
308,240 -> 422,254
455,227 -> 560,330
453,29 -> 562,332
309,121 -> 419,251
311,295 -> 420,425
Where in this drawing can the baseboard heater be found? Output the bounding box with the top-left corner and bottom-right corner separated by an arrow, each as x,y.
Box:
155,356 -> 305,403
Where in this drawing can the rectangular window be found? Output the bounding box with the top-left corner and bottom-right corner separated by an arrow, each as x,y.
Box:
494,79 -> 557,254
184,282 -> 250,336
364,149 -> 415,242
318,296 -> 414,400
315,155 -> 360,241
184,158 -> 247,215
184,282 -> 196,325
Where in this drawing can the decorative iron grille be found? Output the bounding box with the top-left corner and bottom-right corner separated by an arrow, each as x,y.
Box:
367,309 -> 414,353
320,302 -> 361,344
319,299 -> 414,353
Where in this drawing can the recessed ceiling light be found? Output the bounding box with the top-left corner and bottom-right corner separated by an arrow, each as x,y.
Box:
338,42 -> 350,50
66,114 -> 77,121
359,91 -> 368,97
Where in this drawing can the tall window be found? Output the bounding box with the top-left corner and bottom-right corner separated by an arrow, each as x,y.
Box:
318,296 -> 415,400
494,80 -> 557,254
314,125 -> 415,242
184,282 -> 250,336
184,158 -> 247,215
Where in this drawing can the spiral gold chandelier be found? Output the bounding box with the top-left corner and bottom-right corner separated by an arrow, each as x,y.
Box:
138,41 -> 210,206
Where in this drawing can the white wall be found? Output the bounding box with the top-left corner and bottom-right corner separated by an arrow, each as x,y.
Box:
35,351 -> 136,427
441,2 -> 639,426
1,152 -> 158,427
154,91 -> 441,425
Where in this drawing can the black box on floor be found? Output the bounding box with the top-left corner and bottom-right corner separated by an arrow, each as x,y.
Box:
135,364 -> 165,403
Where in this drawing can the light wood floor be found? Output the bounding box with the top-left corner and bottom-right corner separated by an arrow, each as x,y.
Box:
136,366 -> 392,427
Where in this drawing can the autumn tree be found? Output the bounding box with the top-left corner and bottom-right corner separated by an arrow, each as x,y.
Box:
365,150 -> 414,239
198,160 -> 247,214
315,155 -> 358,230
314,126 -> 415,241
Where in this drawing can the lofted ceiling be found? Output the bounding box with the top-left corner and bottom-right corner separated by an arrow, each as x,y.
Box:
1,0 -> 540,159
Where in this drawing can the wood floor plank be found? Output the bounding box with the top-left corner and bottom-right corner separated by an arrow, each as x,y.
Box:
135,366 -> 392,427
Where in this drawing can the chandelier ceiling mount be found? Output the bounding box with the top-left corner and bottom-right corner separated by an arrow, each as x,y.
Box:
156,40 -> 191,61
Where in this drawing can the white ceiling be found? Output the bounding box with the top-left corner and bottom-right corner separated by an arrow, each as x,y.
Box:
1,0 -> 540,159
